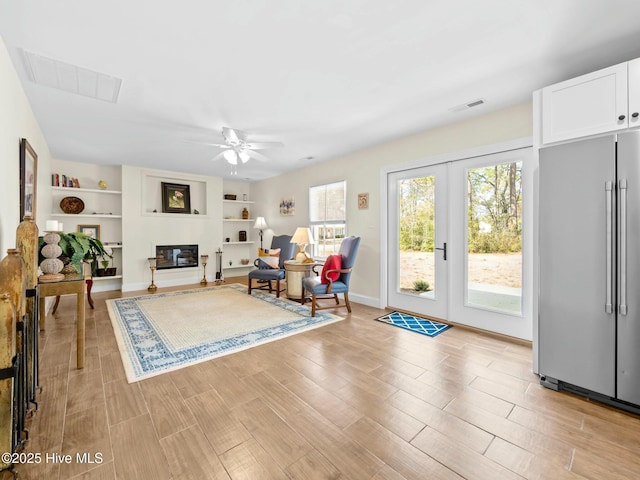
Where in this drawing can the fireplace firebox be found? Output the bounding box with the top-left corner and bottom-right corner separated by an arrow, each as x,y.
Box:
155,244 -> 199,270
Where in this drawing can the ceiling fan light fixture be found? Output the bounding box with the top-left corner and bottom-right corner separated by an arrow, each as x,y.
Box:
239,151 -> 250,163
223,149 -> 238,164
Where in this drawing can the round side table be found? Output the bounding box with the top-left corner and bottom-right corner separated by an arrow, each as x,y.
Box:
284,260 -> 317,300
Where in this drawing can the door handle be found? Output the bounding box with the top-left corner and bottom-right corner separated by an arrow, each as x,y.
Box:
620,179 -> 628,316
605,181 -> 613,314
435,242 -> 447,261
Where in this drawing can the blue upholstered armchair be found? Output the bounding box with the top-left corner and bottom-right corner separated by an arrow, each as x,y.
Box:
247,234 -> 295,298
302,236 -> 361,316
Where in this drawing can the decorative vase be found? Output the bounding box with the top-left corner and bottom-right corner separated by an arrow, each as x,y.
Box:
39,232 -> 65,282
0,249 -> 26,321
0,293 -> 16,471
242,207 -> 249,219
98,180 -> 108,190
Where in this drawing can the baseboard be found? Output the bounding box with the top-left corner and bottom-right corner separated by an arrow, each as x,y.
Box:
349,292 -> 381,308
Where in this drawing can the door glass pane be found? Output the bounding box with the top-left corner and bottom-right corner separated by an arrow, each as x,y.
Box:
466,162 -> 522,314
398,176 -> 435,298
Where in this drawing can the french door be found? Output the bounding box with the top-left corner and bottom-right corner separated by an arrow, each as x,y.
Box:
387,148 -> 531,338
388,164 -> 449,320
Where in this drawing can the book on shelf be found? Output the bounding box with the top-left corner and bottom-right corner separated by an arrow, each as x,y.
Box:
51,173 -> 80,188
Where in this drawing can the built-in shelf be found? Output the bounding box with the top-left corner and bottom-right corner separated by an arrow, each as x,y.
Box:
142,212 -> 209,219
224,264 -> 253,270
52,186 -> 122,194
223,199 -> 254,204
223,219 -> 255,222
103,244 -> 123,248
51,213 -> 122,218
93,275 -> 123,281
223,241 -> 255,245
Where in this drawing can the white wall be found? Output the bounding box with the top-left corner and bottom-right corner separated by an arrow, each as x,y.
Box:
0,36 -> 52,252
121,166 -> 223,291
251,103 -> 533,308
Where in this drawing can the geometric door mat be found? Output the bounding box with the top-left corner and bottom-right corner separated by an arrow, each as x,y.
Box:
375,311 -> 452,338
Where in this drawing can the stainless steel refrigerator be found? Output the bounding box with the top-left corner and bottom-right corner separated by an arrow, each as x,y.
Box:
539,130 -> 640,412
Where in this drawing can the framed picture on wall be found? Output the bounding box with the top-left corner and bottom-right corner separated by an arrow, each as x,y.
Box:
19,138 -> 38,221
78,224 -> 101,240
280,196 -> 295,216
161,182 -> 191,214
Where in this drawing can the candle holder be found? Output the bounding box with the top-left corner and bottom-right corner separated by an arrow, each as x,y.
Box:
200,254 -> 209,285
147,257 -> 158,292
39,231 -> 65,282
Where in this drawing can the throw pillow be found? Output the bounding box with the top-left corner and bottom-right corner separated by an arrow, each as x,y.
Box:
321,254 -> 342,284
258,248 -> 281,269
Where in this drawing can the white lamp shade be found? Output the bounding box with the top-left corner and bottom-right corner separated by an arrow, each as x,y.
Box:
291,227 -> 315,245
253,216 -> 268,229
239,151 -> 250,163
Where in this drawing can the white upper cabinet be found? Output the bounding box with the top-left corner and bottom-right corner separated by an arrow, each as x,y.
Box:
542,62 -> 628,144
628,57 -> 640,128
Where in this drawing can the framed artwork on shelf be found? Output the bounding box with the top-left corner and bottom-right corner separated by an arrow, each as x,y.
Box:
161,182 -> 191,214
19,138 -> 38,221
78,224 -> 100,240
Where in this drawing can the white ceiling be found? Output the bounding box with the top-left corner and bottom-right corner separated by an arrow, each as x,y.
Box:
3,0 -> 640,181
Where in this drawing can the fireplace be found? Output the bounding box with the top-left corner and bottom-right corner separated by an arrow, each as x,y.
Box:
155,244 -> 199,270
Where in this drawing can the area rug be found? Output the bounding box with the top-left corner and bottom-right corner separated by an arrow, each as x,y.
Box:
106,283 -> 343,382
375,311 -> 451,337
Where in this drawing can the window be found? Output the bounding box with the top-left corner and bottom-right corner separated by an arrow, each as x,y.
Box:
309,181 -> 346,258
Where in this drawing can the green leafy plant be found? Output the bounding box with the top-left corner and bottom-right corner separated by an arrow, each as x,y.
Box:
39,232 -> 112,274
413,280 -> 430,292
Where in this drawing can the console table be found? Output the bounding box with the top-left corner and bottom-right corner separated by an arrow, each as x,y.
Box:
38,273 -> 86,368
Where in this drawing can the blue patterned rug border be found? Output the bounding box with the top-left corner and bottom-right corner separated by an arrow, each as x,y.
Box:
375,311 -> 452,338
106,284 -> 343,382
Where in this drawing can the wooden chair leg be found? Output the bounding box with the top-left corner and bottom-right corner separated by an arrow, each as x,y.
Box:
276,279 -> 280,298
311,295 -> 317,317
333,294 -> 339,305
86,278 -> 94,309
248,278 -> 252,294
344,293 -> 352,313
52,295 -> 61,314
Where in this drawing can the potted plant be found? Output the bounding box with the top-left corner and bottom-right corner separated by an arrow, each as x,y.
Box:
96,247 -> 116,276
39,232 -> 112,275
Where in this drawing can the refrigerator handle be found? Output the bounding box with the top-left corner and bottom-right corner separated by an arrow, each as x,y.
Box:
619,178 -> 628,316
606,181 -> 613,314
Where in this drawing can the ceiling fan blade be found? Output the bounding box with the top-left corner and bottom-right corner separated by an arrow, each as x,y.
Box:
200,142 -> 229,148
222,126 -> 247,143
245,141 -> 284,150
211,152 -> 226,162
247,150 -> 270,162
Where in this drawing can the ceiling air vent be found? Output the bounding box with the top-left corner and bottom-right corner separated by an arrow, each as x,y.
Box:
449,98 -> 485,112
21,49 -> 122,103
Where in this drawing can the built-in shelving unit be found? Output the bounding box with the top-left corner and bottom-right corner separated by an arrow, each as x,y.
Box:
50,163 -> 123,290
222,199 -> 255,270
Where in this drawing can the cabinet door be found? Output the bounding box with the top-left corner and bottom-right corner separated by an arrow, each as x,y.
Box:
628,58 -> 640,128
542,63 -> 628,144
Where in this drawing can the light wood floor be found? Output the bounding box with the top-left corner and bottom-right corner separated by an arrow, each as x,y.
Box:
3,277 -> 640,479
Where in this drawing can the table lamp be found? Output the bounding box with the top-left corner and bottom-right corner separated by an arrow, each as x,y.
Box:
291,227 -> 315,263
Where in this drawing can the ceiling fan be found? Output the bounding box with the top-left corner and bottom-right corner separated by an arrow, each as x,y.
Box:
205,127 -> 283,166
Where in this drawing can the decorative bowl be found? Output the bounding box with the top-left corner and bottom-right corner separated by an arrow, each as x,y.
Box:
60,196 -> 85,214
241,259 -> 250,265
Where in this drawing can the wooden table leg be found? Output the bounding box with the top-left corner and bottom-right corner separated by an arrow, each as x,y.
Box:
76,288 -> 85,368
